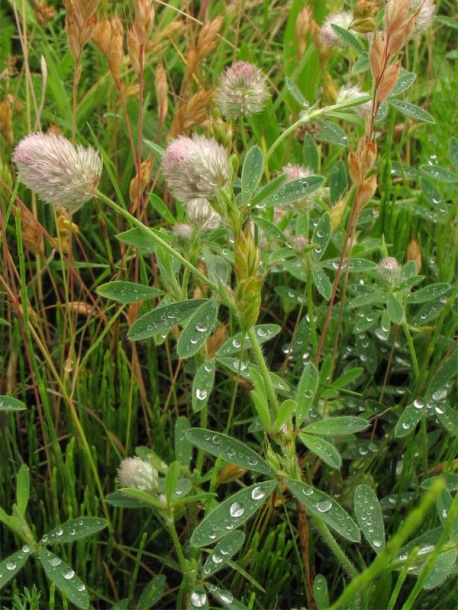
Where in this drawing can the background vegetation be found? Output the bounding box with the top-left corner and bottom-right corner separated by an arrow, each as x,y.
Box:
0,0 -> 457,608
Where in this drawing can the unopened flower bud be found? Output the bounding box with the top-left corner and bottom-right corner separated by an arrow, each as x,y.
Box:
13,132 -> 102,212
215,61 -> 269,119
117,457 -> 158,492
162,134 -> 229,202
378,257 -> 401,286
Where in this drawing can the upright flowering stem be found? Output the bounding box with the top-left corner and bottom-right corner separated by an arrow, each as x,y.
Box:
247,326 -> 279,420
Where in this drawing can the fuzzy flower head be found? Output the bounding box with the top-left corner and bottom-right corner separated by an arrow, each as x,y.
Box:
409,0 -> 435,35
215,61 -> 270,119
378,257 -> 402,287
336,84 -> 372,118
162,134 -> 229,202
13,132 -> 102,213
185,198 -> 223,232
117,457 -> 159,492
320,11 -> 354,48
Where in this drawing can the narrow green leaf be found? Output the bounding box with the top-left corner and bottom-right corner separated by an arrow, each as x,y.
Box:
302,416 -> 369,436
389,99 -> 435,124
333,368 -> 363,388
313,575 -> 329,610
421,474 -> 458,492
39,547 -> 89,609
386,294 -> 404,325
202,530 -> 245,577
15,465 -> 29,517
0,547 -> 31,590
165,461 -> 181,506
405,283 -> 451,304
286,77 -> 309,108
42,518 -> 107,544
105,492 -> 154,509
449,137 -> 458,169
148,192 -> 176,224
273,399 -> 297,431
286,478 -> 360,542
299,433 -> 342,469
142,139 -> 165,159
192,360 -> 216,412
303,134 -> 319,172
316,120 -> 349,147
217,325 -> 281,356
190,480 -> 277,547
264,176 -> 324,207
137,574 -> 167,609
0,395 -> 27,411
127,299 -> 208,341
251,216 -> 288,245
330,23 -> 365,51
354,484 -> 385,553
352,54 -> 370,74
241,146 -> 264,205
177,301 -> 218,359
420,165 -> 458,183
390,70 -> 416,96
175,416 -> 193,467
251,174 -> 287,208
97,281 -> 163,304
312,213 -> 331,260
313,266 -> 332,300
186,429 -> 274,476
296,362 -> 319,426
436,404 -> 458,437
395,403 -> 423,437
116,227 -> 156,252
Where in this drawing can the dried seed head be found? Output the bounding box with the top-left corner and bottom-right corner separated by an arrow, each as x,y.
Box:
64,0 -> 99,61
117,457 -> 158,492
215,61 -> 269,119
171,89 -> 213,137
155,63 -> 168,124
184,198 -> 223,232
13,132 -> 103,212
129,159 -> 153,205
133,0 -> 155,45
407,239 -> 422,273
0,97 -> 13,147
162,134 -> 229,202
320,12 -> 354,47
358,174 -> 378,210
376,59 -> 401,104
378,256 -> 402,286
197,16 -> 223,60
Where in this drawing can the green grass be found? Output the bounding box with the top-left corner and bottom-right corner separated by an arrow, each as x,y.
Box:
1,1 -> 457,609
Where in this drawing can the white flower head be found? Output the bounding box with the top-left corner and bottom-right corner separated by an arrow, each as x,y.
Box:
336,84 -> 372,118
185,198 -> 223,232
378,257 -> 402,286
162,134 -> 229,202
215,61 -> 270,119
117,457 -> 159,492
320,12 -> 354,48
409,0 -> 435,35
13,132 -> 102,213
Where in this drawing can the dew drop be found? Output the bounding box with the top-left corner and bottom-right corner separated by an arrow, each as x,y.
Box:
77,583 -> 86,592
63,569 -> 75,580
373,539 -> 382,548
229,502 -> 245,518
219,591 -> 234,604
316,500 -> 332,513
195,388 -> 208,401
212,554 -> 223,564
49,556 -> 62,567
251,486 -> 266,501
190,592 -> 207,608
6,562 -> 16,571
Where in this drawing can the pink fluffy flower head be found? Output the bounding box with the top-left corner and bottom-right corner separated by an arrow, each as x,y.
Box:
13,132 -> 103,213
162,134 -> 229,202
320,12 -> 354,48
410,0 -> 435,35
215,61 -> 270,119
378,257 -> 402,287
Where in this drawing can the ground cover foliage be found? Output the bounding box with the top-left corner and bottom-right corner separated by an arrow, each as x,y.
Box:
0,0 -> 457,608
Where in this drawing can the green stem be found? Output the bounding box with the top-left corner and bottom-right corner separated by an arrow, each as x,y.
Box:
402,322 -> 420,381
313,518 -> 358,578
95,190 -> 220,294
247,326 -> 279,419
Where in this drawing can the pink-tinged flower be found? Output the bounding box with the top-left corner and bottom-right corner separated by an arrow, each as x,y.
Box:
185,197 -> 223,232
215,61 -> 270,119
117,457 -> 158,492
13,132 -> 102,212
378,257 -> 401,286
320,12 -> 354,48
162,134 -> 229,202
410,0 -> 435,35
